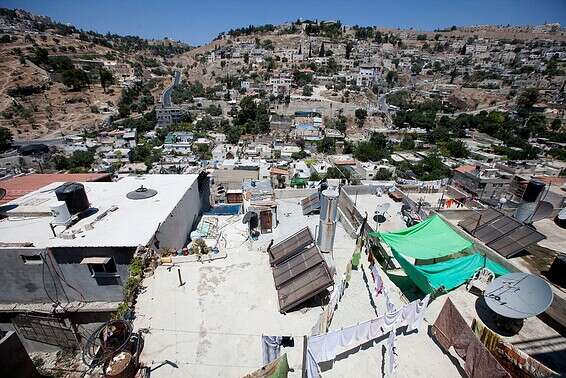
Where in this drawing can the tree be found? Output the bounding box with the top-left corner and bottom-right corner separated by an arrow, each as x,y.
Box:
193,144 -> 212,160
99,68 -> 115,93
224,125 -> 241,144
302,85 -> 313,97
68,150 -> 95,170
442,138 -> 469,158
355,108 -> 367,127
62,68 -> 90,91
319,42 -> 325,57
0,127 -> 13,152
551,118 -> 562,131
517,87 -> 539,109
411,62 -> 423,75
31,47 -> 49,65
353,132 -> 389,162
317,137 -> 336,154
345,42 -> 353,60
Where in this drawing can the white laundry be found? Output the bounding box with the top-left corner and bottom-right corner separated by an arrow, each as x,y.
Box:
384,288 -> 397,314
387,328 -> 397,376
261,336 -> 282,364
306,294 -> 431,377
370,264 -> 384,297
403,294 -> 431,332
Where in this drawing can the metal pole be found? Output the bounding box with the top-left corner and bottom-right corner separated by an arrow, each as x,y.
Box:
302,335 -> 308,378
177,268 -> 184,286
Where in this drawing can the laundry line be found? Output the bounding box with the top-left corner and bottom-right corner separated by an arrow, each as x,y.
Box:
146,326 -> 307,339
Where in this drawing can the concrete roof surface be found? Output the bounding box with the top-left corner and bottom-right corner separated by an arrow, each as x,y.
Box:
0,175 -> 198,248
133,197 -> 461,377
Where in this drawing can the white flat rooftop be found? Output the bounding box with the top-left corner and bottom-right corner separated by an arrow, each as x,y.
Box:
133,196 -> 460,377
0,175 -> 198,249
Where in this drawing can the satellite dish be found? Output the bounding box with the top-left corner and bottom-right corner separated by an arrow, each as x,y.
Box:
242,211 -> 253,224
375,202 -> 391,215
126,185 -> 157,200
530,201 -> 554,223
0,188 -> 5,201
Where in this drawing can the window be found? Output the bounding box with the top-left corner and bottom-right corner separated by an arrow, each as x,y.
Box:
80,257 -> 118,278
20,255 -> 43,265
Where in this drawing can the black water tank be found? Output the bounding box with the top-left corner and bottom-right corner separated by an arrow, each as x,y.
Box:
55,182 -> 89,215
522,180 -> 545,202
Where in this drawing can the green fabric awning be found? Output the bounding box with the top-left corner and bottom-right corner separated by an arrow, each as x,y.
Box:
393,249 -> 509,294
369,215 -> 473,259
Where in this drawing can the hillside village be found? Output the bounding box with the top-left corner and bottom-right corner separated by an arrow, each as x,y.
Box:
0,7 -> 566,378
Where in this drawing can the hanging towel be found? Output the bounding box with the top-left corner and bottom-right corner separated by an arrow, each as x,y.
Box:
261,336 -> 283,365
370,264 -> 384,297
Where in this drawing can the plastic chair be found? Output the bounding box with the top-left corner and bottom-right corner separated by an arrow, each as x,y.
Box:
466,268 -> 495,294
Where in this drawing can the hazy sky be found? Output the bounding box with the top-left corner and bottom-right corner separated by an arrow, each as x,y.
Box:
4,0 -> 566,45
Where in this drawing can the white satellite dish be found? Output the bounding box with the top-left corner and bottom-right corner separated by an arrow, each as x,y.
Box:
375,202 -> 391,215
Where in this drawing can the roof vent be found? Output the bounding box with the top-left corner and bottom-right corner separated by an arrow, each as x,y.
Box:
126,185 -> 157,200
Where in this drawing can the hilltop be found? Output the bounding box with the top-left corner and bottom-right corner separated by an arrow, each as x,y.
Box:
0,8 -> 192,140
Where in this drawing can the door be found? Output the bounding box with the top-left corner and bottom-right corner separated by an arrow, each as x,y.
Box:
260,210 -> 273,233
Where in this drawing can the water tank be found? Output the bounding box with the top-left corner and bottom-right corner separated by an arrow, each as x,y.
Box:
50,201 -> 72,225
55,182 -> 90,215
317,188 -> 339,253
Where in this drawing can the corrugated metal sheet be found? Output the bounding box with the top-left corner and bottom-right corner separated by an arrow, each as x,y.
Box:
269,227 -> 313,266
269,227 -> 333,313
272,245 -> 323,288
276,264 -> 333,313
458,207 -> 503,234
487,226 -> 545,258
459,207 -> 546,259
301,192 -> 320,215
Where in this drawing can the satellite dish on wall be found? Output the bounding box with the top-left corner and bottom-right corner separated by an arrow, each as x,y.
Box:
529,201 -> 554,223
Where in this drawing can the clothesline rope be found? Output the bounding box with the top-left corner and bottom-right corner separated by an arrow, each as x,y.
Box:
146,326 -> 306,338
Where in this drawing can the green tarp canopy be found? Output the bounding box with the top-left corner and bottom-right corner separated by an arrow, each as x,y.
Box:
393,250 -> 509,294
369,215 -> 473,259
290,178 -> 306,187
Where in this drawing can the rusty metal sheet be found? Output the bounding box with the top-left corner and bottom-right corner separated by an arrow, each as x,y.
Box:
273,245 -> 323,289
277,263 -> 333,313
301,192 -> 320,215
269,227 -> 314,266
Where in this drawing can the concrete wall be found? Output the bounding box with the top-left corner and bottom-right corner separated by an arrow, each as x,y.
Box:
153,177 -> 201,252
0,246 -> 134,305
212,169 -> 259,190
274,188 -> 317,199
0,331 -> 40,378
0,248 -> 65,304
51,247 -> 134,303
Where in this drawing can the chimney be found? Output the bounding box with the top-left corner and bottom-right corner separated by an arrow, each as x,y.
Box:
317,187 -> 339,253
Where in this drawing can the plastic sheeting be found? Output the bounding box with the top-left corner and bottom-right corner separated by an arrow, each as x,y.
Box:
393,250 -> 509,294
370,215 -> 473,259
